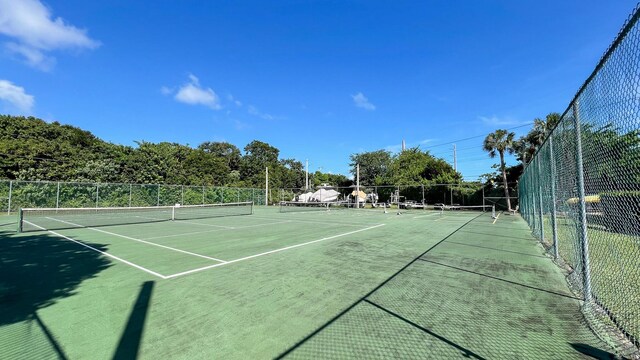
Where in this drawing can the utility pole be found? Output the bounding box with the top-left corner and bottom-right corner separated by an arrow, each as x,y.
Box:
356,163 -> 360,209
453,143 -> 457,171
265,167 -> 269,206
305,159 -> 309,191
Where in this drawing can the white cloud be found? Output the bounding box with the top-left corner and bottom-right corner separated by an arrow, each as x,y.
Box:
0,79 -> 35,112
0,0 -> 100,70
247,105 -> 275,120
352,92 -> 376,111
479,115 -> 527,126
173,74 -> 221,109
160,86 -> 172,95
227,94 -> 242,107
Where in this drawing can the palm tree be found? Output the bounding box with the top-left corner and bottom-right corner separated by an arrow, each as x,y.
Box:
483,129 -> 516,211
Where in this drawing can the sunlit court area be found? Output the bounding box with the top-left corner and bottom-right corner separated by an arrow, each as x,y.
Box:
0,204 -> 614,358
2,1 -> 640,359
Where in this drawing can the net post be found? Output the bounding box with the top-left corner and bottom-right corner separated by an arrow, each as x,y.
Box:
548,135 -> 560,260
7,180 -> 12,215
492,205 -> 496,219
573,102 -> 592,302
17,208 -> 23,233
171,206 -> 175,221
536,159 -> 545,243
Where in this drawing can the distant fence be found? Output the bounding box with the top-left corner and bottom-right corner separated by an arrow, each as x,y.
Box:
0,180 -> 265,214
519,5 -> 640,356
276,183 -> 516,210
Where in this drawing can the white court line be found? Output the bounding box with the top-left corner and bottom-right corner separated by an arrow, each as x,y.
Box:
45,217 -> 227,263
143,220 -> 293,240
492,212 -> 501,224
171,220 -> 235,229
249,215 -> 366,228
24,220 -> 167,279
165,223 -> 386,279
412,213 -> 440,219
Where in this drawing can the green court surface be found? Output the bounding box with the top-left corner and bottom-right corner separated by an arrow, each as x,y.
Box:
0,207 -> 614,359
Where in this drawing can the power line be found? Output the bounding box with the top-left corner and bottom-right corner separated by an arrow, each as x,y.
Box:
422,123 -> 533,150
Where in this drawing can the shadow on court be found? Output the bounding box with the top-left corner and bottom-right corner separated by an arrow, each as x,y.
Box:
113,281 -> 155,360
0,231 -> 111,358
276,213 -> 616,359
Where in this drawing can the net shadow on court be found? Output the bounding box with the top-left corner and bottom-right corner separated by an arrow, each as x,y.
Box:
277,213 -> 616,359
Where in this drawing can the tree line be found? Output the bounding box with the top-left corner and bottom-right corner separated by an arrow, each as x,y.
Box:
0,115 -> 349,189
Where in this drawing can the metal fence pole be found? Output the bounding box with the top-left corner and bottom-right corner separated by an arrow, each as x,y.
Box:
56,182 -> 60,209
573,102 -> 592,302
536,159 -> 545,243
202,185 -> 205,205
128,184 -> 132,207
237,188 -> 240,203
95,184 -> 99,208
7,180 -> 12,214
181,185 -> 184,205
157,185 -> 160,206
221,187 -> 224,204
548,136 -> 560,260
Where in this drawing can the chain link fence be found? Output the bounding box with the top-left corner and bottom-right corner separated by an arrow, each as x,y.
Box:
276,183 -> 494,208
519,5 -> 640,356
0,180 -> 265,214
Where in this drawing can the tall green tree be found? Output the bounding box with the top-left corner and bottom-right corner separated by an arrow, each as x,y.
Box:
483,129 -> 516,211
240,140 -> 280,187
349,150 -> 392,186
385,147 -> 460,185
514,112 -> 561,164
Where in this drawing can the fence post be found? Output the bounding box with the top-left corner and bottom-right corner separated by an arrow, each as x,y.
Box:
95,184 -> 99,208
128,184 -> 132,207
573,102 -> 592,302
202,185 -> 205,205
7,180 -> 12,214
237,188 -> 240,203
536,159 -> 545,243
56,182 -> 60,209
181,185 -> 184,205
548,136 -> 560,260
157,185 -> 160,206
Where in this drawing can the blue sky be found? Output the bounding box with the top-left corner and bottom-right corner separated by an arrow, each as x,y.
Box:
1,0 -> 637,180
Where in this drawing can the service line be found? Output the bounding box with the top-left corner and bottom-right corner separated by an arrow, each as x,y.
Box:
165,223 -> 386,279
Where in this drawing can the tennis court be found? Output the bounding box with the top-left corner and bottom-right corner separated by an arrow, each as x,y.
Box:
0,205 -> 612,359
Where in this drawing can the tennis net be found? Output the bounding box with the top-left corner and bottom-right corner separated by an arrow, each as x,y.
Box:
436,204 -> 496,217
279,201 -> 348,213
18,201 -> 253,232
